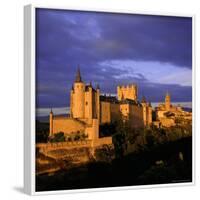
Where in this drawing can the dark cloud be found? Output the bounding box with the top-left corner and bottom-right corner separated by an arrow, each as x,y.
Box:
36,8 -> 192,108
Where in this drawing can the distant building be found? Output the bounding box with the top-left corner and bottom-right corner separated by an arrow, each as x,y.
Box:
154,92 -> 192,128
49,68 -> 152,144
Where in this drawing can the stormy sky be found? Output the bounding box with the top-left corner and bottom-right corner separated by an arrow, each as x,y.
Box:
36,8 -> 192,108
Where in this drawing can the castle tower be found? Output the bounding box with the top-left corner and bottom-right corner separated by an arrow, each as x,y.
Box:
141,96 -> 147,126
49,109 -> 53,136
117,84 -> 138,101
87,82 -> 93,123
72,67 -> 85,118
70,85 -> 74,117
147,102 -> 152,125
96,84 -> 100,122
165,91 -> 171,111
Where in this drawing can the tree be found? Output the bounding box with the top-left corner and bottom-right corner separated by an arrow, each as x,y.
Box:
112,115 -> 130,158
50,132 -> 65,143
94,145 -> 114,162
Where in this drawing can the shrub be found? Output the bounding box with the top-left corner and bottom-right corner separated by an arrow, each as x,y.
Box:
50,132 -> 65,143
95,145 -> 114,162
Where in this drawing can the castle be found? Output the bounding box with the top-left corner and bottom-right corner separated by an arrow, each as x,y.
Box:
49,68 -> 152,144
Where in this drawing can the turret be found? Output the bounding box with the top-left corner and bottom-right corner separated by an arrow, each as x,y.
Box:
147,101 -> 152,125
87,82 -> 93,122
141,96 -> 147,126
121,93 -> 124,101
49,109 -> 53,136
96,84 -> 100,90
165,91 -> 171,111
148,101 -> 152,107
96,84 -> 100,122
70,85 -> 74,117
141,96 -> 147,105
72,67 -> 85,118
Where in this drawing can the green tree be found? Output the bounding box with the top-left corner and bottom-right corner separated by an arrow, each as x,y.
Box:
50,132 -> 65,143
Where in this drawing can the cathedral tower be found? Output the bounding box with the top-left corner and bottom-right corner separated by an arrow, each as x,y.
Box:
165,91 -> 171,111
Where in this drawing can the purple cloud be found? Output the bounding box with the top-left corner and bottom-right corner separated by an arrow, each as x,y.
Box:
36,8 -> 192,108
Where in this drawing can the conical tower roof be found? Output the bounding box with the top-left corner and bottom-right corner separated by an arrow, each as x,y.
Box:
166,91 -> 170,97
96,83 -> 100,90
148,101 -> 152,107
141,95 -> 146,103
75,66 -> 82,82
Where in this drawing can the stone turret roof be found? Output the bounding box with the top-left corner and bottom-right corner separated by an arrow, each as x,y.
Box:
85,84 -> 96,92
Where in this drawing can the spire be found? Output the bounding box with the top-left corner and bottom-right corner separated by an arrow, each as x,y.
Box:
166,91 -> 170,98
165,91 -> 171,111
148,101 -> 152,107
96,83 -> 100,90
141,95 -> 146,103
50,108 -> 53,114
75,66 -> 82,82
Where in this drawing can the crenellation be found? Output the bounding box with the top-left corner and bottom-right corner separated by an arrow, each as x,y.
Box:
117,84 -> 138,101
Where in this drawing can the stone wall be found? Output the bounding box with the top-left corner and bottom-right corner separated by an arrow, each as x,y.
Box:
147,106 -> 152,125
36,138 -> 113,175
129,104 -> 144,128
37,140 -> 92,152
85,119 -> 99,140
110,103 -> 120,122
120,104 -> 144,128
36,137 -> 112,155
160,118 -> 175,127
36,141 -> 93,175
52,117 -> 85,135
100,101 -> 111,124
92,137 -> 112,147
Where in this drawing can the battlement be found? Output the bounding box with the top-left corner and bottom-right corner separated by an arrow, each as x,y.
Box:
117,84 -> 137,89
117,84 -> 138,101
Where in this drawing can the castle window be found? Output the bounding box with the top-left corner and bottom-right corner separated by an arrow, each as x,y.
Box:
86,102 -> 88,105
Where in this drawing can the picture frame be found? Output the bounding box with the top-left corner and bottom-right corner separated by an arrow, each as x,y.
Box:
24,4 -> 195,195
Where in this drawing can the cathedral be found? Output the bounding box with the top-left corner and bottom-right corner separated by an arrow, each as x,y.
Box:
49,68 -> 152,142
154,92 -> 192,127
